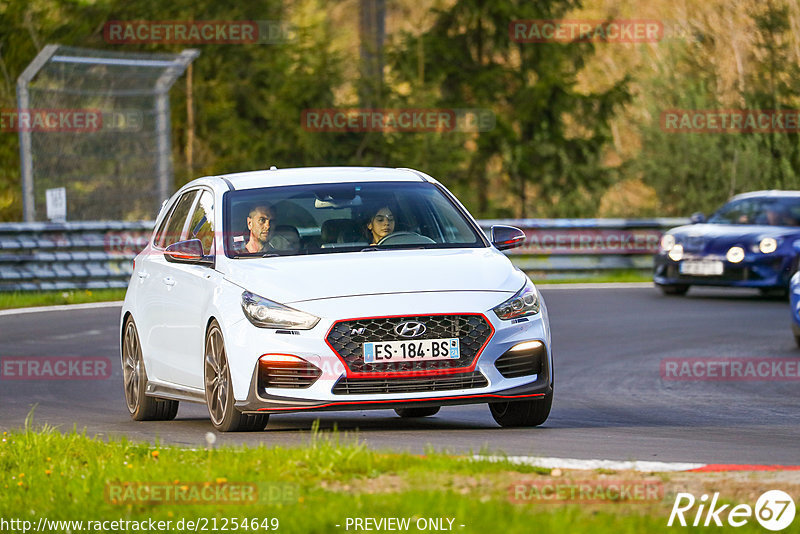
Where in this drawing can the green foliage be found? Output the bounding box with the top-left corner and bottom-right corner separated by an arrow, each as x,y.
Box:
637,1 -> 800,216
388,0 -> 630,218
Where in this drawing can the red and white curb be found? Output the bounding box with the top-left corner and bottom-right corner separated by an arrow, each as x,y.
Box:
472,456 -> 800,472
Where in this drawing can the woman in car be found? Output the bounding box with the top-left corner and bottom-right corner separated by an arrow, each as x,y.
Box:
365,205 -> 396,244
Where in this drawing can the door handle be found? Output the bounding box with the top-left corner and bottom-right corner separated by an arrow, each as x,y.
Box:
137,271 -> 150,279
162,276 -> 176,287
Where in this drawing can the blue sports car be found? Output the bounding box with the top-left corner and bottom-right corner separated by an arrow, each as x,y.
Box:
654,191 -> 800,296
791,271 -> 800,347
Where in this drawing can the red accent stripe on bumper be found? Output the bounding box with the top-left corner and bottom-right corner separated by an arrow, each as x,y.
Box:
256,392 -> 545,412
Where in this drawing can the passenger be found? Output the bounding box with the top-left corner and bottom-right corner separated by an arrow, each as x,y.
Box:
765,205 -> 791,226
365,206 -> 396,245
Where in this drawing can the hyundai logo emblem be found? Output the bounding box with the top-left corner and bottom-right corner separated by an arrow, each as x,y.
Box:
394,321 -> 426,338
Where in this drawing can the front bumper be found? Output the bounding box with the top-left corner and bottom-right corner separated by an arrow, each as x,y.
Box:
654,252 -> 793,288
234,370 -> 552,414
227,305 -> 553,414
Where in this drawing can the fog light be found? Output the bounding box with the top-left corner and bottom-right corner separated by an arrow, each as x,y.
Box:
508,340 -> 544,353
726,246 -> 745,263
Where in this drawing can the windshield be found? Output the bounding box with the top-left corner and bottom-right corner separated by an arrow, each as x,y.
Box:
224,181 -> 486,258
708,197 -> 800,226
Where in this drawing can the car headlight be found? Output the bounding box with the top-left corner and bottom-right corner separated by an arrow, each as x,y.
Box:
668,243 -> 684,262
660,234 -> 676,251
241,291 -> 320,329
493,278 -> 540,320
726,246 -> 745,263
759,237 -> 778,254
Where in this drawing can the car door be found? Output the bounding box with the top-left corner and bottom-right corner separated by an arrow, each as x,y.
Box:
138,189 -> 199,384
154,188 -> 220,389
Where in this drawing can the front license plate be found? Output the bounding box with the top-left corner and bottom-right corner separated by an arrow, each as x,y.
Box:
679,260 -> 724,276
363,338 -> 460,363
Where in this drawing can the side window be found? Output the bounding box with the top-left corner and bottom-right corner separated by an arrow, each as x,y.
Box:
156,191 -> 198,248
186,190 -> 215,255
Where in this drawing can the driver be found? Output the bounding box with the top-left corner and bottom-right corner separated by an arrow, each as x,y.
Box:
366,206 -> 396,245
244,205 -> 276,253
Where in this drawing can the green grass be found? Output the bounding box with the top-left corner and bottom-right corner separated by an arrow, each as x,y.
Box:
0,422 -> 765,533
0,289 -> 126,310
532,270 -> 651,284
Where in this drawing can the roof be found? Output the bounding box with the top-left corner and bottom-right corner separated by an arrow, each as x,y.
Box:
731,190 -> 800,200
213,166 -> 433,190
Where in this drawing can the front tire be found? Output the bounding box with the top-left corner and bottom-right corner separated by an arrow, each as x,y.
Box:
659,284 -> 689,296
489,391 -> 552,427
204,321 -> 268,432
122,317 -> 179,421
395,406 -> 440,418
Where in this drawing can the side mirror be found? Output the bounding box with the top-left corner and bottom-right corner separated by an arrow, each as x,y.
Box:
690,212 -> 706,224
490,225 -> 526,251
165,239 -> 213,266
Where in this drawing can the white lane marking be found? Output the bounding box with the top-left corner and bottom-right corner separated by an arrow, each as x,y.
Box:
0,301 -> 123,317
473,455 -> 705,472
537,283 -> 655,290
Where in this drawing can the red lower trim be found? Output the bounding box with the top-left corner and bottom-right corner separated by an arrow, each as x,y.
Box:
256,392 -> 545,412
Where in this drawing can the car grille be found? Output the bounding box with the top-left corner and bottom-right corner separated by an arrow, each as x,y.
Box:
494,344 -> 546,378
258,361 -> 322,389
331,371 -> 488,395
326,314 -> 493,374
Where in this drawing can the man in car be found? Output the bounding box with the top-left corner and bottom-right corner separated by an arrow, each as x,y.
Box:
241,204 -> 300,254
244,205 -> 276,253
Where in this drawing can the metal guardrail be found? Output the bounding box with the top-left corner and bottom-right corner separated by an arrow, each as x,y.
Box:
0,218 -> 690,291
479,218 -> 689,279
0,221 -> 151,291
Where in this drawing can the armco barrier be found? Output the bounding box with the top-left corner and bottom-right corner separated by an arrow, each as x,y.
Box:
481,218 -> 689,279
0,218 -> 689,291
0,221 -> 152,292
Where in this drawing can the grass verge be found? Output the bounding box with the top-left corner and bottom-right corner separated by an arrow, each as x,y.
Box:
0,289 -> 125,310
0,422 -> 786,533
533,270 -> 651,284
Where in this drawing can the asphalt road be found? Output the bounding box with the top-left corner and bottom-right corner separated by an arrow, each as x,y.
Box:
1,286 -> 798,464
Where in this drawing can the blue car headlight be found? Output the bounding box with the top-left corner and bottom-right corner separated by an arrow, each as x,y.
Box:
493,278 -> 540,320
758,237 -> 778,254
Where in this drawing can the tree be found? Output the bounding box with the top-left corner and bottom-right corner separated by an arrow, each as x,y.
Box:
389,0 -> 629,217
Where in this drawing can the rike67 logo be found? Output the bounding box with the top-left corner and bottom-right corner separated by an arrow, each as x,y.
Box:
668,490 -> 795,531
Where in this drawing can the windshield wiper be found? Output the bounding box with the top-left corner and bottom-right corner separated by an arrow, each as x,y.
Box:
360,245 -> 426,252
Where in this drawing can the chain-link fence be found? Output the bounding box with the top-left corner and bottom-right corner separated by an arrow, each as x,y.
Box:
16,45 -> 198,222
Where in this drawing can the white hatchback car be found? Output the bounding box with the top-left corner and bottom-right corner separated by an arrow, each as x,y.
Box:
120,167 -> 553,431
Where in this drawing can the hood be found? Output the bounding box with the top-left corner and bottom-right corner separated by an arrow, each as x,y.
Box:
222,247 -> 524,305
668,223 -> 800,253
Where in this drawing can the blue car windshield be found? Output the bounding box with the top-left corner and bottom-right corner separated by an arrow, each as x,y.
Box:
224,181 -> 486,258
708,197 -> 800,226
